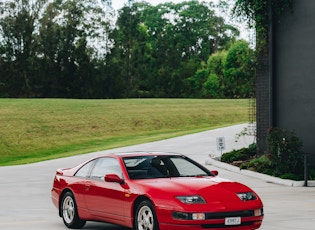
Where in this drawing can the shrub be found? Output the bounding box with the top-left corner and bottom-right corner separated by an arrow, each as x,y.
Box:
308,169 -> 315,180
240,155 -> 273,175
222,127 -> 305,180
221,143 -> 256,163
267,127 -> 304,177
280,173 -> 302,181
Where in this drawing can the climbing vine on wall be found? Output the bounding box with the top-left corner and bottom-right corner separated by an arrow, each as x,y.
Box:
230,0 -> 293,54
231,0 -> 293,29
231,0 -> 293,49
229,0 -> 294,156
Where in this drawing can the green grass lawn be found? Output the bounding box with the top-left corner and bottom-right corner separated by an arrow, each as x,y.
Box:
0,98 -> 249,166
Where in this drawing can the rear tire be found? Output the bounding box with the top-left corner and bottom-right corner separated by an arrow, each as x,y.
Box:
61,191 -> 86,229
134,200 -> 159,230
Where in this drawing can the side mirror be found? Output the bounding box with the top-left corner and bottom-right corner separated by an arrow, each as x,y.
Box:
104,174 -> 124,184
211,170 -> 218,176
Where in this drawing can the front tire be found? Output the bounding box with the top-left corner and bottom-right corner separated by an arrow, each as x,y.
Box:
134,200 -> 159,230
61,191 -> 86,229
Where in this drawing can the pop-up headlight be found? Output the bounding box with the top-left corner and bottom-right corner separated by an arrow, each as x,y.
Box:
176,195 -> 206,204
236,192 -> 257,201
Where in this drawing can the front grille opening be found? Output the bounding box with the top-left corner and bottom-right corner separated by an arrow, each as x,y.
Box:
205,210 -> 254,219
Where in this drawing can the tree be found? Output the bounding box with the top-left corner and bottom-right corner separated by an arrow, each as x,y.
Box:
137,1 -> 239,97
223,40 -> 255,98
202,73 -> 221,98
0,0 -> 46,97
0,0 -> 112,98
205,50 -> 227,97
108,3 -> 153,98
191,40 -> 254,99
189,50 -> 226,98
0,0 -> 242,99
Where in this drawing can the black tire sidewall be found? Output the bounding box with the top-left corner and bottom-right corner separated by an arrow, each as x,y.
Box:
61,191 -> 85,229
135,200 -> 159,230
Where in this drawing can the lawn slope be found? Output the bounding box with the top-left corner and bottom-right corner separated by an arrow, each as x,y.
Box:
0,99 -> 249,166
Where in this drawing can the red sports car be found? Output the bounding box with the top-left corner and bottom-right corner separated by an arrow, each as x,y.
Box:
51,152 -> 264,230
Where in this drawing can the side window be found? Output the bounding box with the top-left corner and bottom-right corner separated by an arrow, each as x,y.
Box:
75,160 -> 96,178
90,158 -> 121,180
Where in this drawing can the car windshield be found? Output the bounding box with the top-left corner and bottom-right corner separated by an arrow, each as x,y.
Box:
123,155 -> 211,179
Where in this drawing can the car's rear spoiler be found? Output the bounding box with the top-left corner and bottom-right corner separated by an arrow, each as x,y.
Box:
56,168 -> 71,176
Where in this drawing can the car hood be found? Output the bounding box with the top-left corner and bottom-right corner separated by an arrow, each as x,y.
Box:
132,176 -> 261,210
135,176 -> 249,193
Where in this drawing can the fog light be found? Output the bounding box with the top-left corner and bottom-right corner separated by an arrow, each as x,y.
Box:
172,212 -> 190,220
254,208 -> 263,216
172,212 -> 206,220
192,213 -> 205,220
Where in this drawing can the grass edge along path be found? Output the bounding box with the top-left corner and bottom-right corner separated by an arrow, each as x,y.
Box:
0,98 -> 249,166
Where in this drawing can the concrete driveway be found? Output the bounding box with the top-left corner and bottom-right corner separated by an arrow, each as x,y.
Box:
0,124 -> 313,230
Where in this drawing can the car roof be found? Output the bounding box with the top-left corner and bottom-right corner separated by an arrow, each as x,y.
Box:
108,151 -> 182,158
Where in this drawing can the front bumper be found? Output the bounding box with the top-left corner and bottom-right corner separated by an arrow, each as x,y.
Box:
157,208 -> 264,230
159,217 -> 263,230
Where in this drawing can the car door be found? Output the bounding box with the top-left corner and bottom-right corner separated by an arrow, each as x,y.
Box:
84,157 -> 126,223
72,159 -> 97,213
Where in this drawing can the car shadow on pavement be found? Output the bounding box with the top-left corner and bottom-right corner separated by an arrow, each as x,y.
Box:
83,222 -> 131,230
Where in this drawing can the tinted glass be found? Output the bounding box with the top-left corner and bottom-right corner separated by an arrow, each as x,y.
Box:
123,155 -> 210,179
169,157 -> 208,176
90,157 -> 121,180
75,160 -> 96,178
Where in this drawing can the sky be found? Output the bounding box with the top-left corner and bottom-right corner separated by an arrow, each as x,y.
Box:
110,0 -> 254,42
